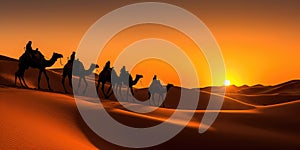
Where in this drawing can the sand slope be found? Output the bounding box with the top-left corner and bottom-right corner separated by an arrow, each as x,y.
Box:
1,87 -> 300,149
0,87 -> 96,149
1,55 -> 300,149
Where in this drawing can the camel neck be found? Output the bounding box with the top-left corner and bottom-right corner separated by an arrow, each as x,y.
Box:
84,65 -> 95,76
44,55 -> 58,67
132,76 -> 141,86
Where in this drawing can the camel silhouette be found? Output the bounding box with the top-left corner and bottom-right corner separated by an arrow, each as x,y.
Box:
119,71 -> 143,101
96,65 -> 113,99
62,59 -> 99,94
15,51 -> 63,90
111,67 -> 122,97
148,81 -> 174,107
96,62 -> 143,100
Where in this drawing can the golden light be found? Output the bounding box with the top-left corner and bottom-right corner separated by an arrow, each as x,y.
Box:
224,80 -> 231,86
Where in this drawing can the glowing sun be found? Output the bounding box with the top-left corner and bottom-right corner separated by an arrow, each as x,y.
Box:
224,80 -> 231,86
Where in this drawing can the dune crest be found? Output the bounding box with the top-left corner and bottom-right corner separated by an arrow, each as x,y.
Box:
1,55 -> 300,149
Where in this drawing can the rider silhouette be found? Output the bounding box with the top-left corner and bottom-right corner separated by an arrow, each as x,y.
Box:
103,61 -> 111,71
120,66 -> 126,75
68,51 -> 76,63
151,75 -> 162,89
24,41 -> 41,61
25,41 -> 38,53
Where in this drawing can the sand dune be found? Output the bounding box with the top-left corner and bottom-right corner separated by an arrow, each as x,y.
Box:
1,86 -> 300,149
226,93 -> 300,106
0,58 -> 255,110
0,87 -> 97,149
1,55 -> 300,149
0,59 -> 68,92
134,87 -> 256,110
237,80 -> 300,94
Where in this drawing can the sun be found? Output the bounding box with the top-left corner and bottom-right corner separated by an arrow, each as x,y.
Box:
224,80 -> 231,86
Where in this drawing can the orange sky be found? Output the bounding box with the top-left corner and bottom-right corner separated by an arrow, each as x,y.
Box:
0,0 -> 299,87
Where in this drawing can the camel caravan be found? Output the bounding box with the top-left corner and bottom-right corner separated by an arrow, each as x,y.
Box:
15,41 -> 173,106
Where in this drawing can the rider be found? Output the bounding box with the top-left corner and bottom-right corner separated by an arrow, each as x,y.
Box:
69,51 -> 76,63
25,41 -> 39,53
103,61 -> 111,71
120,66 -> 126,75
151,75 -> 162,89
25,41 -> 40,60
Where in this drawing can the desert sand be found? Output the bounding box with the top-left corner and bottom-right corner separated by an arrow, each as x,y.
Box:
1,55 -> 300,149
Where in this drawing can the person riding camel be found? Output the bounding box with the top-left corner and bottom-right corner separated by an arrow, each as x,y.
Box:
151,75 -> 163,89
25,41 -> 39,53
120,65 -> 129,79
68,51 -> 76,63
103,61 -> 111,71
24,41 -> 42,62
120,66 -> 126,75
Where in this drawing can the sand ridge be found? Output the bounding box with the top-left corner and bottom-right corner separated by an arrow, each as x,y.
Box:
1,55 -> 300,149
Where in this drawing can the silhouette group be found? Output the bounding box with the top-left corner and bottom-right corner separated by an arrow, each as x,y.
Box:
15,41 -> 63,91
62,51 -> 99,94
15,41 -> 173,106
96,61 -> 144,101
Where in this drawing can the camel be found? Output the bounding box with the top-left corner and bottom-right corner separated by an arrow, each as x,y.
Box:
96,65 -> 143,100
148,83 -> 174,107
96,67 -> 114,99
111,68 -> 122,97
120,72 -> 143,101
15,63 -> 28,88
15,51 -> 63,91
62,59 -> 99,94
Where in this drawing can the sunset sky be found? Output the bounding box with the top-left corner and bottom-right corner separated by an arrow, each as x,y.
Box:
1,0 -> 299,87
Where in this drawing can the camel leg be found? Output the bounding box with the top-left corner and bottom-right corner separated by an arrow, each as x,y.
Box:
158,94 -> 162,106
15,71 -> 24,87
113,83 -> 119,100
112,83 -> 116,96
148,92 -> 151,105
19,77 -> 24,87
76,77 -> 82,94
126,87 -> 129,102
15,72 -> 18,86
106,84 -> 113,99
15,70 -> 24,87
18,68 -> 28,88
116,83 -> 119,96
115,83 -> 121,99
153,93 -> 157,106
68,74 -> 72,88
21,75 -> 28,88
130,87 -> 134,96
38,70 -> 42,89
82,77 -> 88,95
101,82 -> 105,98
159,93 -> 165,108
96,79 -> 101,92
112,83 -> 116,97
118,83 -> 122,98
62,75 -> 68,93
43,70 -> 52,91
130,86 -> 134,102
18,76 -> 24,87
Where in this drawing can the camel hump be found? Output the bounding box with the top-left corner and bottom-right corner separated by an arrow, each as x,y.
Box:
72,59 -> 85,72
73,59 -> 83,68
19,50 -> 44,64
34,51 -> 44,60
150,79 -> 164,91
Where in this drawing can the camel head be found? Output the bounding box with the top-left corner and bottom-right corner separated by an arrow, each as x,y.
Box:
89,64 -> 99,74
136,74 -> 143,79
91,64 -> 99,69
53,52 -> 63,59
166,83 -> 174,92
